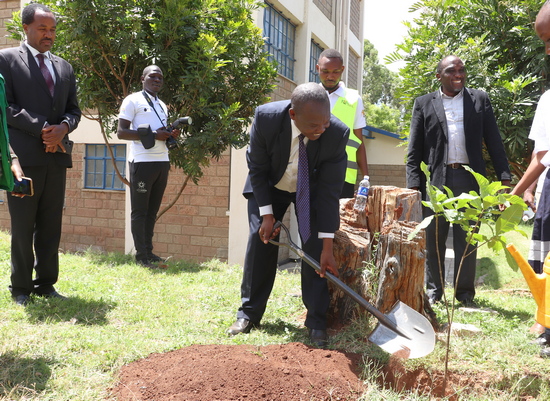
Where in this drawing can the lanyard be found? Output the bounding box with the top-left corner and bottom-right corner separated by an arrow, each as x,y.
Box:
142,91 -> 167,127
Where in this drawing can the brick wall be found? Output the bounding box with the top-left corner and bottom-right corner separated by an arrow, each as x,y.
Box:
62,145 -> 126,254
368,164 -> 406,188
313,0 -> 333,21
0,1 -> 20,50
270,75 -> 296,102
0,144 -> 231,263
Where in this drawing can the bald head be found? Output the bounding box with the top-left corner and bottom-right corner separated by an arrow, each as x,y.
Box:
536,1 -> 550,55
290,82 -> 329,113
289,83 -> 331,141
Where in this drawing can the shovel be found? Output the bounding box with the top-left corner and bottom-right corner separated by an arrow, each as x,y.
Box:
269,222 -> 435,359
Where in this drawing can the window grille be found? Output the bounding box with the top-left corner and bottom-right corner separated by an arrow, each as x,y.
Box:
84,144 -> 126,190
263,2 -> 296,80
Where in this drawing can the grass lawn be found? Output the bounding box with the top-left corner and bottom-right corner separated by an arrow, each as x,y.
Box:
0,222 -> 549,400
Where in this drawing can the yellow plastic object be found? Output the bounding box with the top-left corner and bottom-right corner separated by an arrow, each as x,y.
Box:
506,244 -> 550,328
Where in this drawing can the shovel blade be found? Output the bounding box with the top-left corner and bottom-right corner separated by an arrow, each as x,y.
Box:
368,301 -> 435,359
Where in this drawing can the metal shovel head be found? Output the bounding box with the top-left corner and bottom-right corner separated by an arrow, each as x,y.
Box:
368,301 -> 435,359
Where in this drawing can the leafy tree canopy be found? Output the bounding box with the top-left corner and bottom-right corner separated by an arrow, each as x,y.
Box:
363,39 -> 400,108
362,39 -> 402,134
12,0 -> 276,183
388,0 -> 549,179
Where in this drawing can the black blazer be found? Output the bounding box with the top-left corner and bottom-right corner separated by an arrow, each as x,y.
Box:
406,87 -> 510,195
0,44 -> 81,167
243,100 -> 349,234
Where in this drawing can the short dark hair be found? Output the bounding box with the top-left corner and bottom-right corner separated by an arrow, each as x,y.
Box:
318,49 -> 343,63
291,82 -> 329,113
142,65 -> 162,77
22,3 -> 53,25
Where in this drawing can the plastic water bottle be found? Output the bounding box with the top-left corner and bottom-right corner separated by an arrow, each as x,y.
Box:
353,175 -> 370,212
522,206 -> 535,222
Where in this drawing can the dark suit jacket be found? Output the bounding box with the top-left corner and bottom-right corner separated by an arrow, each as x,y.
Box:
406,87 -> 510,196
243,100 -> 349,234
0,44 -> 81,167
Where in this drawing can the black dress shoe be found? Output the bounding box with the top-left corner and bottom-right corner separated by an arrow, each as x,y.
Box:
308,329 -> 328,348
458,298 -> 477,308
534,332 -> 550,347
227,318 -> 258,336
36,290 -> 67,300
13,294 -> 30,306
148,253 -> 164,262
137,258 -> 158,268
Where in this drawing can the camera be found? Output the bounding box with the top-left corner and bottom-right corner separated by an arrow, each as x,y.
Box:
165,117 -> 193,150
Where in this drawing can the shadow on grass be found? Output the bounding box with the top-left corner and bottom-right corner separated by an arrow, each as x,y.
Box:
476,256 -> 502,289
23,296 -> 116,325
478,300 -> 536,323
257,319 -> 305,342
76,248 -> 224,275
0,351 -> 52,398
433,297 -> 535,325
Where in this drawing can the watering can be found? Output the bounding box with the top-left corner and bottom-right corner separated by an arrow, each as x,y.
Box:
506,244 -> 550,328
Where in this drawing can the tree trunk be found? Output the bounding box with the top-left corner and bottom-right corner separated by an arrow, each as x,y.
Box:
328,186 -> 437,329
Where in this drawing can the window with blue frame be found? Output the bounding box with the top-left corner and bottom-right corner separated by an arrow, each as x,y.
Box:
84,144 -> 126,190
263,2 -> 296,80
309,40 -> 324,83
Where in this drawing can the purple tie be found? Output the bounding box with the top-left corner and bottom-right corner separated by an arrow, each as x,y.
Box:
37,53 -> 54,96
296,134 -> 310,243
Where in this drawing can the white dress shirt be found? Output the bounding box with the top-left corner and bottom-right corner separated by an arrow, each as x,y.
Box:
259,120 -> 333,239
26,41 -> 56,84
441,89 -> 469,164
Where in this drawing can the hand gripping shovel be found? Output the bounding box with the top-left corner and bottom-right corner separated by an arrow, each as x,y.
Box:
269,222 -> 435,359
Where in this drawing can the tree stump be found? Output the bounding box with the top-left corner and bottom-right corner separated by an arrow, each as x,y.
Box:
328,186 -> 437,329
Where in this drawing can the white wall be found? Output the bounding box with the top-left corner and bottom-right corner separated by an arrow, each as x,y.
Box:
364,134 -> 406,166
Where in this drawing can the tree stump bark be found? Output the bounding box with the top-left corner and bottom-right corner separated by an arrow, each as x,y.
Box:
328,186 -> 437,329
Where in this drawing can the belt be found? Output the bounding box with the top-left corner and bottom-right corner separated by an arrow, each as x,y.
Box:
447,163 -> 468,169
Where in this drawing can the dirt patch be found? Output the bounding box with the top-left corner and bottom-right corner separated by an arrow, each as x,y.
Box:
110,342 -> 364,401
109,342 -> 537,400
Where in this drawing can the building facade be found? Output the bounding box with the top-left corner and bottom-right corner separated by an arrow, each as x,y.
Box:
0,0 -> 406,266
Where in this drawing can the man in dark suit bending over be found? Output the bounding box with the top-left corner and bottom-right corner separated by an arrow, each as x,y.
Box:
0,3 -> 81,306
406,55 -> 510,307
227,83 -> 349,347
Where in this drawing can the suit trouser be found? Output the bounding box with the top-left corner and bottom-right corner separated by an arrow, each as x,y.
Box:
237,188 -> 330,329
425,167 -> 478,302
8,160 -> 66,297
129,161 -> 170,261
340,181 -> 355,199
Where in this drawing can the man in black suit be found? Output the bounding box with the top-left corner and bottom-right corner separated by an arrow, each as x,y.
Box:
406,55 -> 510,306
0,3 -> 81,306
227,83 -> 349,347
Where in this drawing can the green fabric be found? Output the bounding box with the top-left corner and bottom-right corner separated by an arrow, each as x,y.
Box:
0,73 -> 14,191
332,88 -> 361,184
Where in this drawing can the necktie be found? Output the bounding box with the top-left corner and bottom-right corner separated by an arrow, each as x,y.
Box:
296,134 -> 311,243
37,53 -> 54,96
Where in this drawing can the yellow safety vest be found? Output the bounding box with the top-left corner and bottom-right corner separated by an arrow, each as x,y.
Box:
331,88 -> 362,185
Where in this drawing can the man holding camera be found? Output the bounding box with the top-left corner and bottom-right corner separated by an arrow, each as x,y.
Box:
117,65 -> 179,267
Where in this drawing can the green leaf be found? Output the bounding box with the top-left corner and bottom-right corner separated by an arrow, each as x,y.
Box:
407,214 -> 434,241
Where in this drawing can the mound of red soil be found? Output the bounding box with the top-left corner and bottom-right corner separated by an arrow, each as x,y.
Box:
110,342 -> 364,401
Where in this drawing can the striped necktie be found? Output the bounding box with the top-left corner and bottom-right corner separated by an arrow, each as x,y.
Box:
36,53 -> 54,96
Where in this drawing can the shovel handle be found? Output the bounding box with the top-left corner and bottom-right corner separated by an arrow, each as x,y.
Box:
269,221 -> 412,340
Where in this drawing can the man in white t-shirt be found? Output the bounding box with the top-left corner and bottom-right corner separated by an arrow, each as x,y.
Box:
117,65 -> 179,267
